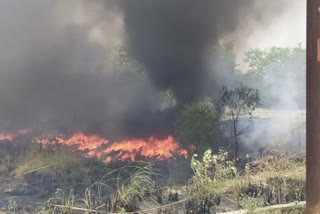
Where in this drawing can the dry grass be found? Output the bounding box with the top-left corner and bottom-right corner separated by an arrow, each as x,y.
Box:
36,165 -> 159,214
0,143 -> 305,214
13,145 -> 87,177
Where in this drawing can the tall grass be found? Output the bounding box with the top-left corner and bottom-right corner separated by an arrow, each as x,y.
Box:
36,165 -> 159,214
0,142 -> 305,214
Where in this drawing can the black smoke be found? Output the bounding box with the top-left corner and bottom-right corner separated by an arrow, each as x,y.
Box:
117,0 -> 286,103
0,0 -> 287,139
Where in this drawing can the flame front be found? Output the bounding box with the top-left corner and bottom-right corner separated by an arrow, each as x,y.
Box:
100,136 -> 187,162
32,132 -> 187,162
0,129 -> 187,162
34,132 -> 108,158
59,132 -> 108,151
0,129 -> 31,141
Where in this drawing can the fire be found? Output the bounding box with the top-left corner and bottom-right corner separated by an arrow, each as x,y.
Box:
0,133 -> 14,141
35,133 -> 187,162
0,129 -> 31,141
58,132 -> 108,151
101,136 -> 187,162
1,129 -> 187,162
34,132 -> 108,158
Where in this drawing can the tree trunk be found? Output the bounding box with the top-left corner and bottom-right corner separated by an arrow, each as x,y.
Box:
233,119 -> 238,160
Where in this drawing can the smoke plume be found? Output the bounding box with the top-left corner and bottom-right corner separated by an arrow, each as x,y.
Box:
116,0 -> 288,103
0,0 -> 290,139
238,49 -> 306,155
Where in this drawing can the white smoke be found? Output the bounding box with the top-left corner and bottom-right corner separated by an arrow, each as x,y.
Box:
238,54 -> 306,156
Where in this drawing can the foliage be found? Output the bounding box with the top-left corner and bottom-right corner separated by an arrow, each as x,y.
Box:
8,199 -> 18,213
243,45 -> 305,109
113,46 -> 145,74
240,196 -> 258,214
218,84 -> 262,159
244,45 -> 305,79
176,100 -> 221,154
219,84 -> 261,118
186,149 -> 236,213
160,88 -> 177,110
189,149 -> 236,195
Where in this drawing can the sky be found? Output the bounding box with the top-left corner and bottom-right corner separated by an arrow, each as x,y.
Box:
234,0 -> 306,66
247,0 -> 305,48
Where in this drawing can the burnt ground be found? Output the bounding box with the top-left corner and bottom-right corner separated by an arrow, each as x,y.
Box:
0,178 -> 47,213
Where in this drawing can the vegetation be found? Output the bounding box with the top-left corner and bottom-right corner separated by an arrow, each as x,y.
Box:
243,45 -> 305,109
244,45 -> 305,81
0,140 -> 305,213
176,100 -> 221,154
218,85 -> 262,159
0,45 -> 306,213
186,149 -> 236,213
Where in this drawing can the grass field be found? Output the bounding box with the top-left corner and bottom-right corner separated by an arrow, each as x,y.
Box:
0,140 -> 305,214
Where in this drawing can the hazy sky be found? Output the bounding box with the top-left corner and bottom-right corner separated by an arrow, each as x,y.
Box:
251,1 -> 305,47
235,0 -> 305,57
231,0 -> 305,68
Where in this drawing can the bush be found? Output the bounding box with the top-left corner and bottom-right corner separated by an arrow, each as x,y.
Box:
176,100 -> 221,155
186,149 -> 236,214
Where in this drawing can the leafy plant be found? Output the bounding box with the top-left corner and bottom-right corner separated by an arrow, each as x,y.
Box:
8,199 -> 18,213
186,149 -> 236,213
240,196 -> 258,214
176,100 -> 221,155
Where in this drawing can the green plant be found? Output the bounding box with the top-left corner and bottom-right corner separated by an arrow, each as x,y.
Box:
186,149 -> 236,213
176,100 -> 221,155
240,196 -> 258,214
8,199 -> 17,213
243,45 -> 306,109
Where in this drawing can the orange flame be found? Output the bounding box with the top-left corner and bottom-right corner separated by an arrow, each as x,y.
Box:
34,132 -> 108,158
59,132 -> 108,151
3,130 -> 187,162
100,136 -> 187,162
0,129 -> 31,141
0,133 -> 14,141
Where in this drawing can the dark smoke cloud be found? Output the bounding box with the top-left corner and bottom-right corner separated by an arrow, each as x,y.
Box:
0,0 -> 165,139
117,0 -> 287,103
0,0 -> 288,139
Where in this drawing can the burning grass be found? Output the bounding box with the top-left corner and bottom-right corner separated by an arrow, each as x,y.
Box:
1,130 -> 187,163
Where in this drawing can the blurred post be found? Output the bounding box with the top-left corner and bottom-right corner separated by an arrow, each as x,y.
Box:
307,0 -> 320,213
